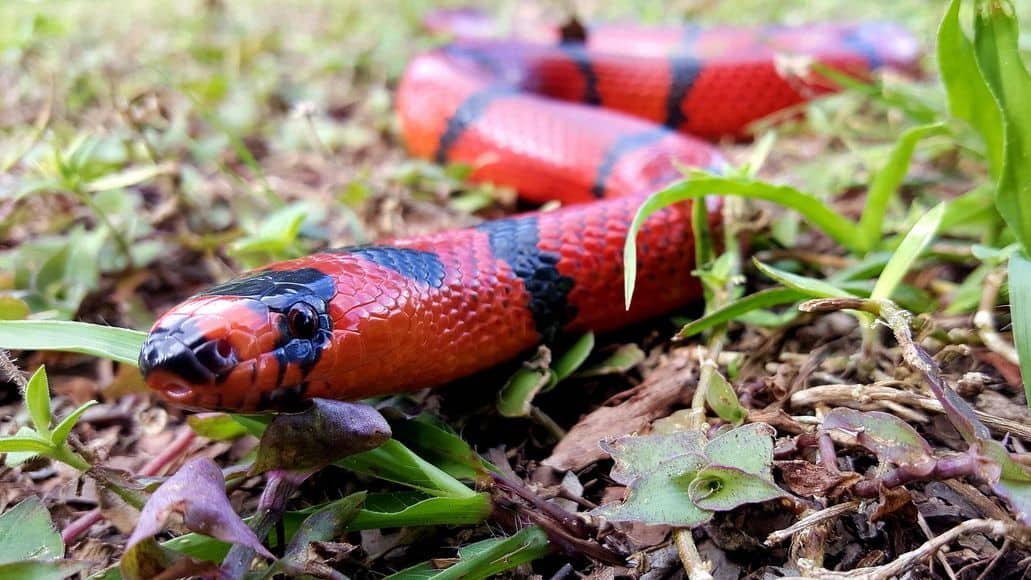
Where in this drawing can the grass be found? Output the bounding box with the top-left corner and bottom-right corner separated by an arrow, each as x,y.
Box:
1,0 -> 1031,578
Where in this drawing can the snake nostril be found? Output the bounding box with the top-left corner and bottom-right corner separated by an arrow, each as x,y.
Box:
194,339 -> 237,376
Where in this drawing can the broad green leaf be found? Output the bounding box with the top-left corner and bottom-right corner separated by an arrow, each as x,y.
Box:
0,321 -> 145,366
974,0 -> 1031,250
870,202 -> 946,302
386,526 -> 550,580
703,423 -> 776,478
859,123 -> 947,251
49,400 -> 98,446
753,260 -> 854,299
592,452 -> 710,526
676,288 -> 807,339
0,496 -> 63,564
625,175 -> 861,308
24,366 -> 51,437
938,0 -> 1004,175
601,431 -> 707,484
688,466 -> 785,511
1008,251 -> 1031,409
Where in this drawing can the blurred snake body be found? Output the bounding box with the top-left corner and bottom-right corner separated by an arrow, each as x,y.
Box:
139,12 -> 918,411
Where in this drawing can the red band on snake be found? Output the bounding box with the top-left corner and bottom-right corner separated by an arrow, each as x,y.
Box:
139,14 -> 918,411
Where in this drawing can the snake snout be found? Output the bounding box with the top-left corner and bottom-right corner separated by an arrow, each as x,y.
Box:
139,330 -> 237,388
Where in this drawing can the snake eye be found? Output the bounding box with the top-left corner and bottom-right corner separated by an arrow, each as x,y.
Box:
286,302 -> 319,339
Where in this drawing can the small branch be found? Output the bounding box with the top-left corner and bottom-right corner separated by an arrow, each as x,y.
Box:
851,451 -> 977,498
793,519 -> 1019,579
766,500 -> 861,546
674,528 -> 713,580
973,268 -> 1019,365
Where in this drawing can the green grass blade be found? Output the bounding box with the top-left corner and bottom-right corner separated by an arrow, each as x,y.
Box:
1008,252 -> 1031,410
0,321 -> 146,366
858,123 -> 947,251
753,260 -> 855,299
938,0 -> 1004,175
624,176 -> 861,308
50,400 -> 99,446
973,0 -> 1031,251
676,288 -> 808,339
871,202 -> 946,302
24,366 -> 52,437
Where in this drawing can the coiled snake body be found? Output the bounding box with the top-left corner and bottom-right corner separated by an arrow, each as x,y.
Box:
139,13 -> 918,411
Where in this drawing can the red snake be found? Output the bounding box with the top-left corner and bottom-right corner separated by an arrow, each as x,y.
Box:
139,11 -> 918,411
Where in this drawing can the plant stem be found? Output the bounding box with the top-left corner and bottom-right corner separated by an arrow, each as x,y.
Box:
674,529 -> 713,580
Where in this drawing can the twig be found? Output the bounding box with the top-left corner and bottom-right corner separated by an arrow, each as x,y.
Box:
791,519 -> 1020,579
790,383 -> 1031,441
973,268 -> 1019,365
674,529 -> 713,580
917,510 -> 957,580
766,500 -> 862,546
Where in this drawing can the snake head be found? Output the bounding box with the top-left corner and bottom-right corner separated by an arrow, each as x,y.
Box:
139,268 -> 336,411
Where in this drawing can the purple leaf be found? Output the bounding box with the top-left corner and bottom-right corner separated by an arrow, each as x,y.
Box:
823,408 -> 936,475
126,457 -> 273,559
252,400 -> 391,475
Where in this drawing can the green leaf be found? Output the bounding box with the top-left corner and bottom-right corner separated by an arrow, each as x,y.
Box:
938,0 -> 1004,174
593,452 -> 710,526
676,288 -> 807,339
0,435 -> 52,455
1008,251 -> 1031,410
0,560 -> 89,580
688,466 -> 785,511
23,366 -> 51,437
973,0 -> 1031,249
0,496 -> 63,564
703,423 -> 776,478
576,343 -> 646,377
186,413 -> 250,441
753,260 -> 855,299
496,366 -> 553,418
870,202 -> 946,302
552,332 -> 594,381
625,175 -> 861,308
858,123 -> 947,250
0,321 -> 145,366
339,439 -> 477,499
390,416 -> 490,482
0,297 -> 30,321
82,163 -> 174,193
386,526 -> 550,580
49,400 -> 98,446
701,363 -> 747,425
